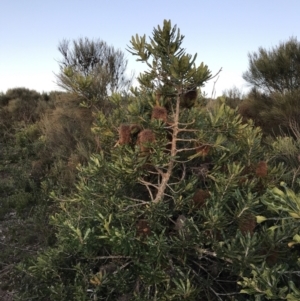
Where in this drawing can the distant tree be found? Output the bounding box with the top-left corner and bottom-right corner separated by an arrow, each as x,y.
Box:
238,88 -> 300,136
56,37 -> 132,110
222,86 -> 244,100
219,86 -> 244,109
243,37 -> 300,94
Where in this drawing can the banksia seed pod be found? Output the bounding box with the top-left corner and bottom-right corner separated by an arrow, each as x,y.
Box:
192,189 -> 210,208
181,88 -> 197,108
137,219 -> 151,237
255,161 -> 268,178
151,105 -> 167,123
238,212 -> 256,236
118,124 -> 131,145
137,129 -> 155,152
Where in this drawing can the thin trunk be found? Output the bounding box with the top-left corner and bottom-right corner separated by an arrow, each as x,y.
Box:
153,95 -> 180,203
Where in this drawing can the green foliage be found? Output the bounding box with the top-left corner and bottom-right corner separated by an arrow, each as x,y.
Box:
267,135 -> 300,190
0,89 -> 89,296
2,88 -> 50,123
0,88 -> 52,147
128,19 -> 212,95
243,37 -> 300,94
0,63 -> 129,298
0,125 -> 55,296
18,101 -> 295,300
16,20 -> 300,301
238,183 -> 300,300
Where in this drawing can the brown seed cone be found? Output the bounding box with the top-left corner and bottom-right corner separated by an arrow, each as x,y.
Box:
238,212 -> 256,236
136,219 -> 151,237
181,88 -> 198,108
255,161 -> 268,178
137,129 -> 155,152
192,189 -> 210,208
118,124 -> 131,145
151,105 -> 167,123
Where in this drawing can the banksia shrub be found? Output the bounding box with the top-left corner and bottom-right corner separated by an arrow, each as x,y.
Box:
18,20 -> 300,301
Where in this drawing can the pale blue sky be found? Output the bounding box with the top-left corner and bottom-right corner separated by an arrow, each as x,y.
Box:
1,0 -> 299,97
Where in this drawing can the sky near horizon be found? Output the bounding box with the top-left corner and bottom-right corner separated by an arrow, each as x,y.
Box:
1,0 -> 299,97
